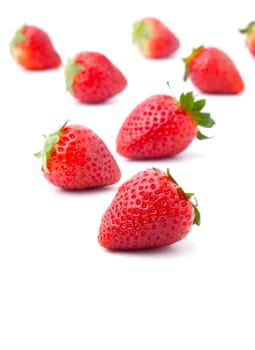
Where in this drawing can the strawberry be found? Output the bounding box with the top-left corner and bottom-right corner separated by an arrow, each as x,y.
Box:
98,167 -> 200,250
65,51 -> 127,103
116,90 -> 215,159
239,21 -> 255,57
183,46 -> 244,94
10,24 -> 61,70
34,122 -> 121,190
132,17 -> 180,58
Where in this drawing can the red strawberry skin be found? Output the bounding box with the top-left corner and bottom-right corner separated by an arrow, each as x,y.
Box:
36,123 -> 121,190
116,95 -> 198,159
10,24 -> 62,70
247,31 -> 255,56
183,46 -> 244,94
132,17 -> 180,58
65,52 -> 127,103
98,168 -> 196,250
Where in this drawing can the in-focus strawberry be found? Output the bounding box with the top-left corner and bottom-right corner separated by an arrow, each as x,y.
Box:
132,17 -> 180,58
10,24 -> 62,70
116,89 -> 215,159
65,51 -> 127,103
239,21 -> 255,57
183,45 -> 244,94
35,122 -> 121,190
98,167 -> 200,250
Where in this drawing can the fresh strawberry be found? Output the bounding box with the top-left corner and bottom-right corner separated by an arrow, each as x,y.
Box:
183,46 -> 244,94
98,167 -> 200,250
116,89 -> 215,159
10,24 -> 62,70
34,122 -> 121,190
65,51 -> 127,103
239,21 -> 255,57
132,17 -> 180,58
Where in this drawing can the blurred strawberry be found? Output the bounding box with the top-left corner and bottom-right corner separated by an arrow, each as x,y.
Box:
65,51 -> 127,103
10,24 -> 61,70
132,17 -> 180,58
183,46 -> 244,94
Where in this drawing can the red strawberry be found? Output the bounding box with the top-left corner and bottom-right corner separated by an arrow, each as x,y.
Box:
34,122 -> 121,190
65,51 -> 127,103
132,17 -> 180,58
116,90 -> 215,159
98,168 -> 200,250
183,46 -> 244,94
239,21 -> 255,57
10,24 -> 61,70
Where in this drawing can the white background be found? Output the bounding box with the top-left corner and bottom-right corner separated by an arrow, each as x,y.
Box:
1,1 -> 255,349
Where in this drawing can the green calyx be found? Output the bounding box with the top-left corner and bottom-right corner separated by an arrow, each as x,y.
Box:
10,24 -> 27,49
182,45 -> 204,81
65,57 -> 84,93
132,20 -> 152,48
34,121 -> 68,173
164,168 -> 201,226
179,91 -> 215,139
239,21 -> 255,35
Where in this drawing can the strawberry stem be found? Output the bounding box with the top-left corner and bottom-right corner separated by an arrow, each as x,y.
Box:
165,168 -> 201,226
182,45 -> 204,81
132,20 -> 152,48
34,121 -> 68,173
65,57 -> 84,93
178,91 -> 215,139
239,21 -> 255,34
10,24 -> 27,49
